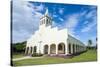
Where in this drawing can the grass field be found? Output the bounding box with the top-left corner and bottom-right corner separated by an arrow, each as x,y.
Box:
12,54 -> 25,59
12,50 -> 97,66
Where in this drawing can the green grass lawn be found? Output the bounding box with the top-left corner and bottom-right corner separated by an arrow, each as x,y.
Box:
12,54 -> 25,59
12,50 -> 97,66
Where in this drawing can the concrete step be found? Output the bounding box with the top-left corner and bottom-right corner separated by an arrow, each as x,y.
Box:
48,54 -> 73,58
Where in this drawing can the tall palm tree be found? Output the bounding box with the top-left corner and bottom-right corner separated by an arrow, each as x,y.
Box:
96,37 -> 97,49
88,40 -> 92,46
88,39 -> 92,49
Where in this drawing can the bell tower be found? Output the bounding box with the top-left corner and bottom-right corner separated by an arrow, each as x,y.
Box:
39,9 -> 52,28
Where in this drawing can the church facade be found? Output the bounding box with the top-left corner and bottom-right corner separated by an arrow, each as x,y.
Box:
25,9 -> 86,56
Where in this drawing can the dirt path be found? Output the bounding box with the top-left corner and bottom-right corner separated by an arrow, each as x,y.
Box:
13,56 -> 44,61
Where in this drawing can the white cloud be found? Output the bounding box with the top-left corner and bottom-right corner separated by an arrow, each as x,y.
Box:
12,0 -> 43,43
59,17 -> 64,22
83,21 -> 89,24
81,22 -> 96,32
65,14 -> 80,35
59,8 -> 64,15
66,14 -> 79,29
52,21 -> 57,27
53,14 -> 58,18
86,9 -> 96,19
12,29 -> 31,43
81,9 -> 97,33
34,4 -> 44,12
52,13 -> 81,39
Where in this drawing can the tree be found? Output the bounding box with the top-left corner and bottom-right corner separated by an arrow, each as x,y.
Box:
96,37 -> 97,49
88,39 -> 92,46
87,39 -> 92,49
12,41 -> 26,54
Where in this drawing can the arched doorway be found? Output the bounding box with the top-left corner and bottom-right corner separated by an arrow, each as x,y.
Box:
50,44 -> 56,54
76,45 -> 78,53
30,47 -> 33,54
68,43 -> 71,54
26,47 -> 29,55
73,44 -> 75,54
44,45 -> 48,54
33,46 -> 37,53
58,43 -> 65,54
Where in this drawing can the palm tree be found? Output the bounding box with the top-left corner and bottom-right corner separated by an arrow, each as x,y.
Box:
88,40 -> 92,49
96,37 -> 97,49
88,40 -> 92,46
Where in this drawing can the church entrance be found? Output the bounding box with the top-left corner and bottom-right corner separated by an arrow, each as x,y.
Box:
33,46 -> 37,53
30,47 -> 33,54
73,44 -> 75,54
68,43 -> 71,54
58,43 -> 65,54
50,44 -> 56,54
44,45 -> 48,54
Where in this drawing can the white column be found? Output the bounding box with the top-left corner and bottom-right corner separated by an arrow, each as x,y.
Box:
25,47 -> 27,55
79,46 -> 80,52
80,46 -> 81,52
65,44 -> 68,54
74,45 -> 76,53
56,45 -> 58,54
75,45 -> 77,53
80,46 -> 82,51
71,44 -> 73,54
83,46 -> 84,51
44,17 -> 46,24
77,45 -> 78,53
37,45 -> 39,54
28,47 -> 30,55
82,46 -> 83,51
67,44 -> 69,54
78,45 -> 79,53
32,47 -> 34,54
40,45 -> 43,54
78,46 -> 79,52
48,45 -> 50,54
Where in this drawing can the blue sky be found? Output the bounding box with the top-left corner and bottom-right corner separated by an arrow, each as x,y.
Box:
12,0 -> 97,45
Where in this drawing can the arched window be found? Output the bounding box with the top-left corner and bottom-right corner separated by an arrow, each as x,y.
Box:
44,45 -> 48,54
43,19 -> 45,24
30,47 -> 33,54
33,46 -> 37,53
73,44 -> 75,54
44,19 -> 46,24
50,44 -> 56,54
68,43 -> 71,54
58,43 -> 65,54
58,44 -> 63,50
42,20 -> 43,24
46,19 -> 48,24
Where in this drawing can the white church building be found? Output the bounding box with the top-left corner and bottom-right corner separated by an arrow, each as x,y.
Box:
25,9 -> 86,56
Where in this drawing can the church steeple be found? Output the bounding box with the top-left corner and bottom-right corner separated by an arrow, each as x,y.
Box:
40,8 -> 52,27
45,9 -> 48,15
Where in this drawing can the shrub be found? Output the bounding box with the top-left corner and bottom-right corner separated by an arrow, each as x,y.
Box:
31,53 -> 43,57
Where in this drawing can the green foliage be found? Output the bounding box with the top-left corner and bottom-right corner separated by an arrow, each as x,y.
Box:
12,41 -> 26,53
86,46 -> 97,50
15,44 -> 25,51
31,53 -> 43,57
88,40 -> 92,46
